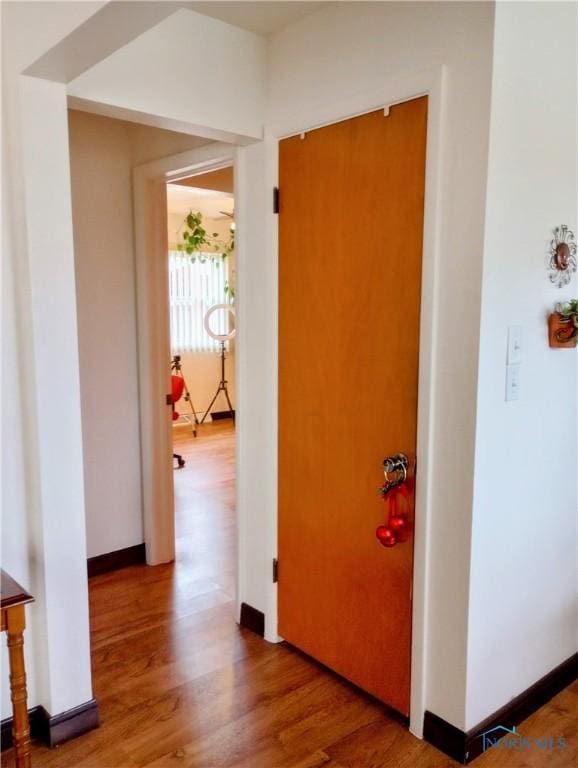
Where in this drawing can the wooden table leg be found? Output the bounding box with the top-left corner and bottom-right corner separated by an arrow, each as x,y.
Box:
5,605 -> 32,768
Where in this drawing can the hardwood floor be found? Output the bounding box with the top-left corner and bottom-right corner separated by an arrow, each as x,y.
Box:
7,421 -> 576,767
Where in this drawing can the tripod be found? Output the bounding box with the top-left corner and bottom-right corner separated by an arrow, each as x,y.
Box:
171,354 -> 200,437
200,341 -> 235,424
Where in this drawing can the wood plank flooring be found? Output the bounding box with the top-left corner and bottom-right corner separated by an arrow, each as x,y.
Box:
7,421 -> 576,767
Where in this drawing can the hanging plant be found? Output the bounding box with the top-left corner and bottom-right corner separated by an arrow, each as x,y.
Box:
224,274 -> 236,301
177,211 -> 234,264
548,299 -> 578,348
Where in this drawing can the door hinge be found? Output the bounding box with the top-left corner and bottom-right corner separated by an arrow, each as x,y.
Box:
272,558 -> 279,583
166,394 -> 173,406
273,187 -> 280,214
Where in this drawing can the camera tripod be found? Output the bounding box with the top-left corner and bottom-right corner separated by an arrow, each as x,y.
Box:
171,354 -> 200,437
199,341 -> 235,425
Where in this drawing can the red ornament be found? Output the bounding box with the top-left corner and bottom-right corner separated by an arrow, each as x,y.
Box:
376,525 -> 397,548
389,515 -> 406,533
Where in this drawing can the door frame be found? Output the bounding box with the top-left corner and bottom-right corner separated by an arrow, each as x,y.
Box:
133,142 -> 238,565
264,66 -> 448,736
134,64 -> 448,735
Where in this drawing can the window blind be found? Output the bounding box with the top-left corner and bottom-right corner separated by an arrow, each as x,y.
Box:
168,251 -> 229,352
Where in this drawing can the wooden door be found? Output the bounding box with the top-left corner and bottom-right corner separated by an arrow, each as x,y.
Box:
278,97 -> 427,716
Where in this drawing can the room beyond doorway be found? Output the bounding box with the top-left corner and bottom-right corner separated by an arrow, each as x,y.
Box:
166,165 -> 237,598
167,167 -> 236,433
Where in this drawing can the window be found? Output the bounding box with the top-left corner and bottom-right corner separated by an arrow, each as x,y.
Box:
168,251 -> 229,352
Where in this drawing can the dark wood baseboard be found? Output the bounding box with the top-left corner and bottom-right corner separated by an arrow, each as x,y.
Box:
211,410 -> 235,421
1,706 -> 46,752
87,543 -> 146,577
1,698 -> 99,751
45,699 -> 99,747
423,712 -> 467,763
424,653 -> 578,764
239,602 -> 265,636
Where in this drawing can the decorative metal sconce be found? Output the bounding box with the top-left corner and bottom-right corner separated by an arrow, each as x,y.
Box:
548,225 -> 576,288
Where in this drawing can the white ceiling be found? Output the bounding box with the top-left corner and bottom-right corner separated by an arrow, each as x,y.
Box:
26,1 -> 330,83
184,1 -> 328,36
167,184 -> 234,220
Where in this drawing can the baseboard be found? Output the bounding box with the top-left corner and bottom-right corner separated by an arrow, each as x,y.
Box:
211,410 -> 235,421
45,699 -> 100,747
239,602 -> 265,636
424,653 -> 578,764
423,712 -> 466,763
1,706 -> 46,752
87,543 -> 146,577
1,698 -> 99,751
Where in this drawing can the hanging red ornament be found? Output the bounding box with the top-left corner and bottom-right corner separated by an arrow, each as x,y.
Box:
376,525 -> 397,548
389,515 -> 407,533
383,496 -> 393,517
377,458 -> 414,548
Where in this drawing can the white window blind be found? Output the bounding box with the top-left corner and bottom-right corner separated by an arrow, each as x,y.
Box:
168,251 -> 229,352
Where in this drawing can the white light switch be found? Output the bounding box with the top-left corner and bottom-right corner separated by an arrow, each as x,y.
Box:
507,325 -> 523,364
506,364 -> 520,401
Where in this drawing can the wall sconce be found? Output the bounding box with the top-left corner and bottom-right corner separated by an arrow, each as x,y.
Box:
548,225 -> 576,288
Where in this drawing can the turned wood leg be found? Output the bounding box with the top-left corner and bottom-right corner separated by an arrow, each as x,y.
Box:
5,605 -> 32,768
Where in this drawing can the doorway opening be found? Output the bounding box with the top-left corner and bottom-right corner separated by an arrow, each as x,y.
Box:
165,167 -> 237,599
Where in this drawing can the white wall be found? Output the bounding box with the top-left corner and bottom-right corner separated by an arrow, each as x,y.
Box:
263,0 -> 495,730
67,8 -> 266,143
68,109 -> 209,558
466,1 -> 578,729
1,0 -> 104,720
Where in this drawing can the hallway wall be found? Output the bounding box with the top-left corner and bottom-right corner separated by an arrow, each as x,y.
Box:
2,1 -> 261,723
67,7 -> 266,142
467,0 -> 578,729
68,109 -> 208,558
1,0 -> 104,722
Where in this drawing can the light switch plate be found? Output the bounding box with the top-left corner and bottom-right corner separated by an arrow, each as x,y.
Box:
507,325 -> 523,364
506,364 -> 520,401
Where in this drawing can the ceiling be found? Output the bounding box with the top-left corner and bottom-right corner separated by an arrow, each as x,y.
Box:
184,2 -> 328,36
26,1 -> 330,83
173,166 -> 234,195
167,184 -> 234,220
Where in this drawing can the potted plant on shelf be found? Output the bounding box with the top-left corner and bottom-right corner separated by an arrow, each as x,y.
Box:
548,299 -> 578,348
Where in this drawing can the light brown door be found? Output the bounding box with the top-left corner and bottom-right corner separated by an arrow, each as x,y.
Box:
278,97 -> 427,716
